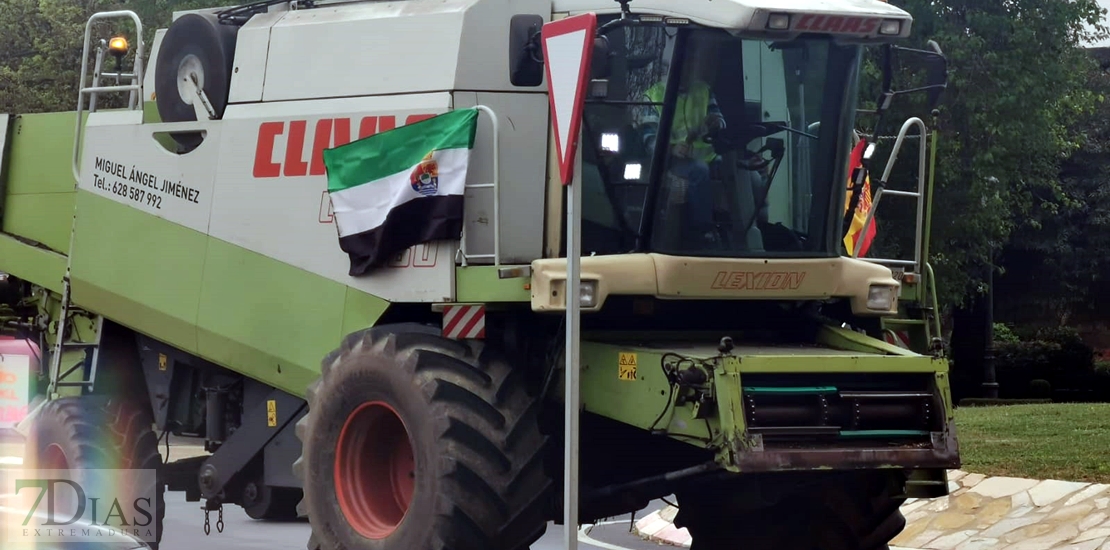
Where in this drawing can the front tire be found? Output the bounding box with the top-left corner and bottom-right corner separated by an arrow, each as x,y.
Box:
28,397 -> 166,550
293,323 -> 552,550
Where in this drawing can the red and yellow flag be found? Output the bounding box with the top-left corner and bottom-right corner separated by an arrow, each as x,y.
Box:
843,139 -> 876,257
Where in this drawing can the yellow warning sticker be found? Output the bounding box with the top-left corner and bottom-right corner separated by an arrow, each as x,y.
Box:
618,352 -> 637,381
267,399 -> 277,427
157,353 -> 167,371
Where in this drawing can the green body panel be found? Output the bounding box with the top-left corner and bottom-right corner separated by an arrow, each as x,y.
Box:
455,266 -> 531,302
62,188 -> 391,398
580,335 -> 943,429
4,195 -> 75,253
579,339 -> 706,437
2,112 -> 82,253
0,233 -> 66,293
723,352 -> 942,373
578,326 -> 957,473
341,287 -> 391,340
70,190 -> 205,353
196,237 -> 347,395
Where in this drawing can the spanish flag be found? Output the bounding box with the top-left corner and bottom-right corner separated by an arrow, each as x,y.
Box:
843,139 -> 876,257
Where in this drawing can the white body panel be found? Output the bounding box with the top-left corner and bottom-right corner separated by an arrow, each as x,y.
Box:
208,93 -> 459,302
76,99 -> 467,302
452,91 -> 551,264
78,110 -> 220,234
248,0 -> 552,103
227,10 -> 284,104
142,29 -> 166,103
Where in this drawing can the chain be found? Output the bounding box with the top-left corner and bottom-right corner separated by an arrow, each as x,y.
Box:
202,501 -> 224,535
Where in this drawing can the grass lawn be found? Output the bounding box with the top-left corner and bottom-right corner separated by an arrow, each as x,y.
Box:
956,403 -> 1110,483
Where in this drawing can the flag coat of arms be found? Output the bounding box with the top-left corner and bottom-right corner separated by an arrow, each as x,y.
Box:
843,138 -> 877,257
322,108 -> 479,276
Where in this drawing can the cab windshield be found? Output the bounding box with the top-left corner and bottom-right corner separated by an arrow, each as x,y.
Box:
579,18 -> 862,258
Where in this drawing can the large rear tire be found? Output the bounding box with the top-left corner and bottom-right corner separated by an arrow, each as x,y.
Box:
293,323 -> 552,550
28,397 -> 166,549
673,471 -> 907,550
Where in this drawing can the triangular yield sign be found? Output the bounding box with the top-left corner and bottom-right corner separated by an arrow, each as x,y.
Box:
541,13 -> 597,186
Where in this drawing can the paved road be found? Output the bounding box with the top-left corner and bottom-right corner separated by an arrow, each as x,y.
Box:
162,489 -> 669,550
3,431 -> 669,550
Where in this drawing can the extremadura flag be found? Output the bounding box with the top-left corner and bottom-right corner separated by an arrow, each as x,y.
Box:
322,108 -> 479,276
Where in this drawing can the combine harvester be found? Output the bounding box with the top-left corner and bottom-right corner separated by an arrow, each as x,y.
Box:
0,0 -> 957,548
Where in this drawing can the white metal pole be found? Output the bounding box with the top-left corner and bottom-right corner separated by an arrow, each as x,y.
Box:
563,137 -> 582,550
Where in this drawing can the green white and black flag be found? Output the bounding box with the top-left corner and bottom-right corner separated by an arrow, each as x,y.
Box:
323,108 -> 478,275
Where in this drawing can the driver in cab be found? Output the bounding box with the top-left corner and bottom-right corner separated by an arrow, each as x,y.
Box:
637,38 -> 728,244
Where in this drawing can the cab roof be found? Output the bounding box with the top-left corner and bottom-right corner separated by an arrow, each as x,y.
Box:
551,0 -> 913,41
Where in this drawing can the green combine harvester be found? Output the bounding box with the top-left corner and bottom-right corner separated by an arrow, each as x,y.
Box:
0,0 -> 958,548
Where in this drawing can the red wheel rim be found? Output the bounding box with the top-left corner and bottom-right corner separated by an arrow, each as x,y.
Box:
334,401 -> 415,539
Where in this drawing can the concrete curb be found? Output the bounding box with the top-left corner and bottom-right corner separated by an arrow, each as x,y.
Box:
632,470 -> 1110,550
632,505 -> 690,547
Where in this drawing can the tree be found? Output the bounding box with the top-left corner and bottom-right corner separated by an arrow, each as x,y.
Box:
858,0 -> 1109,319
0,0 -> 226,115
995,47 -> 1110,328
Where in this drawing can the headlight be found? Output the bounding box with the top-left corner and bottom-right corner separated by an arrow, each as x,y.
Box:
879,19 -> 902,35
580,280 -> 598,308
867,285 -> 897,311
766,13 -> 791,30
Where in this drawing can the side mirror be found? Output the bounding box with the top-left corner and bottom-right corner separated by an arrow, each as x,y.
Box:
875,40 -> 949,115
509,15 -> 610,89
591,36 -> 611,79
923,40 -> 947,110
588,37 -> 612,98
509,14 -> 544,87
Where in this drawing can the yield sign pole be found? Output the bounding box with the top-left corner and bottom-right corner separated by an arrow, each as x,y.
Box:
540,12 -> 596,550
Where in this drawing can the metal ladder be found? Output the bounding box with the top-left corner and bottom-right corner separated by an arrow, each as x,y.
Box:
855,116 -> 943,346
50,10 -> 146,397
46,282 -> 104,396
71,10 -> 146,182
455,105 -> 503,267
853,117 -> 928,275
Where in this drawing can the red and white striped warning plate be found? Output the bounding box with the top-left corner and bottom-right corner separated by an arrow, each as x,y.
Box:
442,304 -> 486,340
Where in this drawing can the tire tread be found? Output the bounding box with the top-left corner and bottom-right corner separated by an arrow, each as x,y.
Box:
296,323 -> 552,550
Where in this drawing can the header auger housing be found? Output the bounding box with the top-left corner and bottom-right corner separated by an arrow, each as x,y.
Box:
0,0 -> 957,548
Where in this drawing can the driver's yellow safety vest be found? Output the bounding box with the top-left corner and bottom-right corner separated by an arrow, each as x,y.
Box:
644,81 -> 717,163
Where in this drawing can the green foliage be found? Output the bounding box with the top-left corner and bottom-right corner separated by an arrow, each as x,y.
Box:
993,325 -> 1100,399
858,0 -> 1109,314
993,323 -> 1020,344
994,48 -> 1110,327
0,0 -> 227,114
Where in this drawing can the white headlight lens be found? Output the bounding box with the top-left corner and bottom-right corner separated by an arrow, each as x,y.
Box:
867,285 -> 896,310
880,19 -> 902,35
767,13 -> 791,30
580,280 -> 598,308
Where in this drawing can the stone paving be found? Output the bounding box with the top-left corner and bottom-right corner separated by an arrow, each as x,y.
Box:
633,471 -> 1110,550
